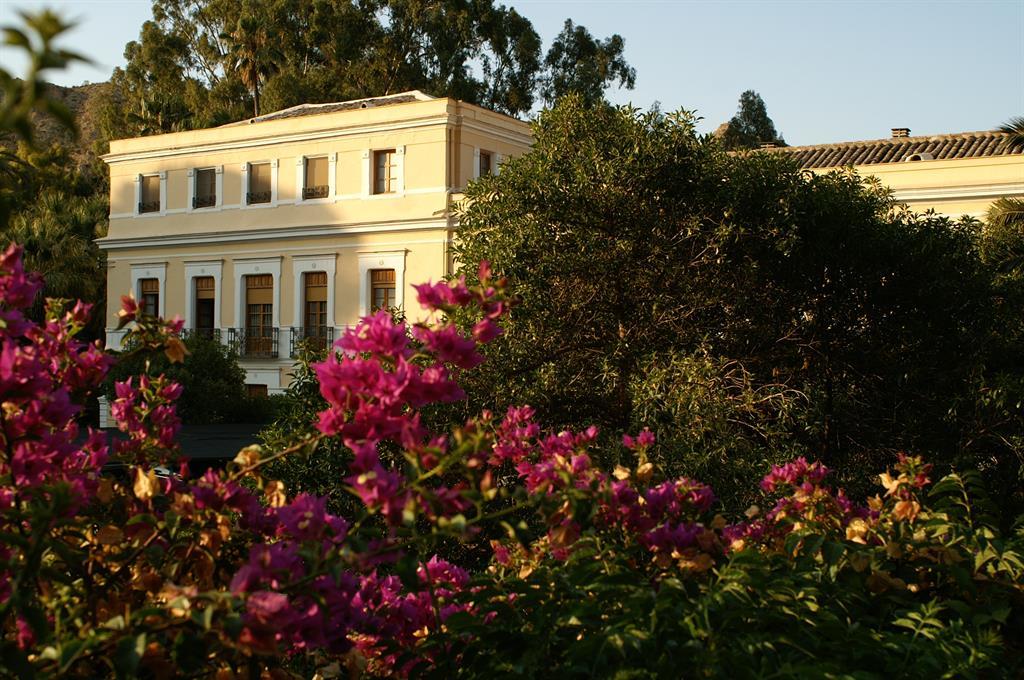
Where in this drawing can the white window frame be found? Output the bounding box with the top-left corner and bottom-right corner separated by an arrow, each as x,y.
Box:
296,153 -> 336,204
240,159 -> 279,209
133,171 -> 167,217
233,257 -> 282,330
130,262 -> 167,318
357,251 -> 406,318
184,260 -> 223,331
186,165 -> 223,213
292,254 -> 337,329
362,146 -> 405,198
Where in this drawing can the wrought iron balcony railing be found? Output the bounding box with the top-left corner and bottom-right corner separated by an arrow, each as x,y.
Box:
192,194 -> 216,209
180,328 -> 221,342
302,185 -> 329,200
246,190 -> 271,205
228,327 -> 279,359
138,200 -> 160,214
289,326 -> 334,357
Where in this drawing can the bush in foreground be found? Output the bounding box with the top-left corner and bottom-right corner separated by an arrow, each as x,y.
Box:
1,247 -> 1022,678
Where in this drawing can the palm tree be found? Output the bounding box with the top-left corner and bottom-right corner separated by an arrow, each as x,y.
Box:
986,117 -> 1024,229
223,15 -> 282,118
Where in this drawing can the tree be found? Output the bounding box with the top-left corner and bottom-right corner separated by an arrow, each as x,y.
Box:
719,89 -> 786,150
453,96 -> 993,505
986,116 -> 1024,228
105,331 -> 251,425
105,0 -> 635,132
539,19 -> 635,106
223,11 -> 283,117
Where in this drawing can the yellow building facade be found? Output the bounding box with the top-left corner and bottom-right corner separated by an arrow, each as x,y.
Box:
99,91 -> 531,394
778,128 -> 1024,217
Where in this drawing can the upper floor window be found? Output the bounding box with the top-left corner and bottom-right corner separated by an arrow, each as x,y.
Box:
247,162 -> 272,205
139,278 -> 160,316
479,151 -> 493,177
302,156 -> 329,200
370,268 -> 396,311
139,175 -> 161,214
373,149 -> 397,195
193,168 -> 216,209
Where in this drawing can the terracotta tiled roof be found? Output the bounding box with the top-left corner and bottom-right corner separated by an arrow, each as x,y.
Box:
220,90 -> 435,126
776,131 -> 1022,169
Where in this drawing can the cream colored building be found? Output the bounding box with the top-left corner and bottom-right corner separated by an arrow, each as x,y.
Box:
98,91 -> 531,394
777,128 -> 1024,217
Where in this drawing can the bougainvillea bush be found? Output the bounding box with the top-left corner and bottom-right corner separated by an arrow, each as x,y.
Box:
1,244 -> 1022,679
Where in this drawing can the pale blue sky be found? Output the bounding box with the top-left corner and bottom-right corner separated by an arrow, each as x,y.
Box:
1,0 -> 1021,145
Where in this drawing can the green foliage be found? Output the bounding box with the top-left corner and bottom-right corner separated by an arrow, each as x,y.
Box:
452,97 -> 1004,510
99,0 -> 635,139
0,11 -> 108,332
540,19 -> 635,106
105,332 -> 251,425
258,350 -> 358,514
630,350 -> 805,507
426,466 -> 1024,679
719,89 -> 786,150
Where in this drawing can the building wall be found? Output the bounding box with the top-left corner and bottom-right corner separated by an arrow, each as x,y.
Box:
100,95 -> 531,392
814,155 -> 1024,218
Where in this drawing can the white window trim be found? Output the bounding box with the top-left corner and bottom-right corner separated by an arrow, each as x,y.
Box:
296,153 -> 336,204
133,171 -> 167,217
363,146 -> 405,198
186,165 -> 223,213
233,257 -> 282,329
184,260 -> 223,330
494,152 -> 503,175
358,251 -> 406,318
292,254 -> 337,328
130,262 -> 167,318
240,159 -> 279,209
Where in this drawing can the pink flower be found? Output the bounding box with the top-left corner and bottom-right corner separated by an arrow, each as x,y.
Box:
413,279 -> 473,310
412,325 -> 483,369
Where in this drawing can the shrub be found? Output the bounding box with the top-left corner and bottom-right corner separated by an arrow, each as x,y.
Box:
104,330 -> 248,425
1,247 -> 1022,678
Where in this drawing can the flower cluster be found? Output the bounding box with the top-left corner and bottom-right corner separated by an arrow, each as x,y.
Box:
5,242 -> 1000,679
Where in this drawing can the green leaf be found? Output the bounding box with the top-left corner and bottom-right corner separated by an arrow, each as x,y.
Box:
114,633 -> 146,679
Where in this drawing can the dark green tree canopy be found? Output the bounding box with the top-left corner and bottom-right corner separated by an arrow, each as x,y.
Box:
452,97 -> 1007,507
719,89 -> 786,150
101,0 -> 636,140
539,19 -> 636,106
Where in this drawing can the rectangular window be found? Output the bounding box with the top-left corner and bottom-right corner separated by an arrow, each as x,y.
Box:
302,157 -> 329,200
373,149 -> 397,194
479,151 -> 492,177
247,162 -> 272,205
370,268 -> 396,312
245,274 -> 274,355
303,271 -> 328,328
302,271 -> 328,349
139,278 -> 159,316
139,175 -> 161,213
195,276 -> 215,332
247,384 -> 268,398
193,168 -> 216,209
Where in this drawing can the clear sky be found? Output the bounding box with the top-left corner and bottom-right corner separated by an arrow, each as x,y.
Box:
1,0 -> 1021,145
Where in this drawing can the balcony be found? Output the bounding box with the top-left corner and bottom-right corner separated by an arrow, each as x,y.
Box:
302,185 -> 329,200
228,327 -> 279,359
192,194 -> 216,209
246,190 -> 271,205
181,328 -> 221,342
289,326 -> 335,357
138,200 -> 160,214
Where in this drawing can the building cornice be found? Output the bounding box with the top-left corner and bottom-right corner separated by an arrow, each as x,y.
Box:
892,182 -> 1024,202
96,217 -> 454,250
102,114 -> 459,164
